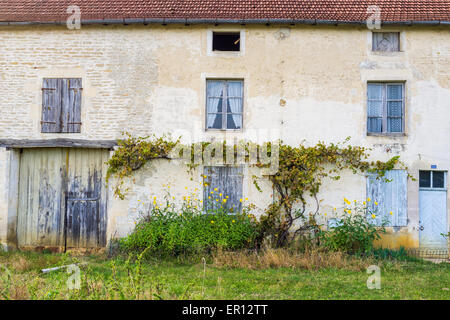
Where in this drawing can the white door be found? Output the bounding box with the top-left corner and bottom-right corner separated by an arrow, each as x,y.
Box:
419,171 -> 447,249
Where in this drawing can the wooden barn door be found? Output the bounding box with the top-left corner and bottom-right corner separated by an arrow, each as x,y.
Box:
17,148 -> 66,249
65,149 -> 108,249
17,148 -> 108,251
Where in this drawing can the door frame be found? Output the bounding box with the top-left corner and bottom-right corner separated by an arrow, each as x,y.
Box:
418,170 -> 448,249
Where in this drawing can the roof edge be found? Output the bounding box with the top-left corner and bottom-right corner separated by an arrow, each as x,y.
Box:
0,18 -> 449,27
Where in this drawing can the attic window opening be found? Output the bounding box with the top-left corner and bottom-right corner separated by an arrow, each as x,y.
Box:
212,32 -> 240,51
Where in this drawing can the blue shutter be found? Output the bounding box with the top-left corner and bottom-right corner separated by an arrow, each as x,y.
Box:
366,170 -> 408,226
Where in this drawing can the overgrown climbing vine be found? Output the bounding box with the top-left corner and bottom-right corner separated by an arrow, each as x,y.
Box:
106,133 -> 411,247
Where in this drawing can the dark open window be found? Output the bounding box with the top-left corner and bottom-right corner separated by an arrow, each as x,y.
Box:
212,32 -> 240,51
41,78 -> 82,133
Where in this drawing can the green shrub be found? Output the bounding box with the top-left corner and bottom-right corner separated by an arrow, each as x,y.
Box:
319,199 -> 387,254
119,195 -> 258,256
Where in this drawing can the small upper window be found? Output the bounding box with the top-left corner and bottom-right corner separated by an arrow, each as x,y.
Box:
372,32 -> 400,52
212,32 -> 240,51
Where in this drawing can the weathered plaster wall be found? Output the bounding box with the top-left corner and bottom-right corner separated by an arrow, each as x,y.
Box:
0,24 -> 449,248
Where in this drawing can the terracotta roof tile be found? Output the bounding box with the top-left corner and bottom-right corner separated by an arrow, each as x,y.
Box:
0,0 -> 448,24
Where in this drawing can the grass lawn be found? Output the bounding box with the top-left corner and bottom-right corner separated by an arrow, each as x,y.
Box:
0,250 -> 449,300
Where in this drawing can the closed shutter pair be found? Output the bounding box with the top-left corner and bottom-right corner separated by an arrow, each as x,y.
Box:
41,78 -> 82,133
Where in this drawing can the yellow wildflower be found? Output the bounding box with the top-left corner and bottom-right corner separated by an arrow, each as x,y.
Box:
223,199 -> 227,203
389,211 -> 393,215
367,197 -> 371,202
211,220 -> 214,224
363,201 -> 366,205
374,202 -> 378,205
245,197 -> 248,201
239,199 -> 243,202
232,220 -> 235,223
214,188 -> 218,191
371,214 -> 376,219
219,193 -> 222,197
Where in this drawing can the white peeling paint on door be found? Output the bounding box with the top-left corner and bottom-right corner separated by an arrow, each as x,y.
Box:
419,189 -> 447,249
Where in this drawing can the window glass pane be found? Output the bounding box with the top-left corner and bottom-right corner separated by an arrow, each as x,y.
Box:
433,171 -> 445,188
368,118 -> 382,133
387,118 -> 402,132
419,171 -> 431,188
227,114 -> 242,129
387,84 -> 402,99
368,100 -> 383,117
227,81 -> 243,97
227,98 -> 242,113
368,84 -> 382,99
207,97 -> 222,113
387,101 -> 402,116
207,114 -> 222,129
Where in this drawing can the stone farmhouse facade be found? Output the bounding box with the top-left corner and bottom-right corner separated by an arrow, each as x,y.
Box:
0,1 -> 449,254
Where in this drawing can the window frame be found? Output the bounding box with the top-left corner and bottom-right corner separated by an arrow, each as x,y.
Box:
212,32 -> 241,52
419,171 -> 447,191
372,32 -> 400,52
367,82 -> 405,135
207,30 -> 245,57
205,79 -> 244,131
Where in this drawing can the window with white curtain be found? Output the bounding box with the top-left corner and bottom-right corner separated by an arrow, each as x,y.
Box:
206,80 -> 243,130
367,82 -> 405,134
